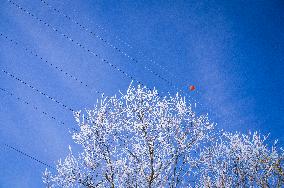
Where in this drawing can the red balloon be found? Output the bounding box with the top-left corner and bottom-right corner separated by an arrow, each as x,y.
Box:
189,85 -> 195,91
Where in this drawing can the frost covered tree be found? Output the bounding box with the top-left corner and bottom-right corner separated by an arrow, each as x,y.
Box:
193,132 -> 284,187
43,84 -> 214,187
43,84 -> 284,187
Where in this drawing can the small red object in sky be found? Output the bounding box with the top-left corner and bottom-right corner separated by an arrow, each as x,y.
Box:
189,85 -> 195,91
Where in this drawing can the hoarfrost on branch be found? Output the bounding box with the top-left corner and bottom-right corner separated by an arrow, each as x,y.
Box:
43,84 -> 284,187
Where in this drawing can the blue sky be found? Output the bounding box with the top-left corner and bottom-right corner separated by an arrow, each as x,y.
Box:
0,0 -> 283,187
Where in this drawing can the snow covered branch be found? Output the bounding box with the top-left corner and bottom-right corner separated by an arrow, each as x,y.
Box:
43,84 -> 283,187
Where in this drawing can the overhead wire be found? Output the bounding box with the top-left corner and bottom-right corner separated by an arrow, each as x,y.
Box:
2,143 -> 55,170
7,0 -> 219,119
38,0 -> 217,113
6,1 -> 219,118
0,33 -> 179,112
1,69 -> 75,112
6,1 -> 224,138
35,0 -> 216,116
1,70 -> 95,126
0,2 -> 105,173
1,0 -> 223,176
8,0 -> 146,87
0,87 -> 63,171
0,34 -> 114,124
0,86 -> 80,171
0,33 -> 127,124
0,86 -> 81,172
0,87 -> 66,126
38,0 -> 175,87
0,33 -> 102,95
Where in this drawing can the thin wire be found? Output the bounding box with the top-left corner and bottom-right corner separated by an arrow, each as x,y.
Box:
0,33 -> 102,95
2,143 -> 55,170
7,1 -> 192,101
2,0 -> 220,174
0,87 -> 66,125
38,1 -> 216,113
38,0 -> 175,87
7,0 -> 219,119
8,0 -> 145,87
2,69 -> 97,126
0,33 -> 176,108
28,1 -> 216,115
1,69 -> 75,112
1,88 -> 61,170
0,88 -> 78,171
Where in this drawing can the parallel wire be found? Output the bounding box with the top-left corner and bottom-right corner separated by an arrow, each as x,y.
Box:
0,33 -> 102,95
1,1 -> 220,173
0,35 -> 112,123
0,83 -> 80,171
0,33 -> 176,108
7,0 -> 218,118
38,0 -> 175,87
39,1 -> 216,112
32,0 -> 216,115
7,0 -> 198,106
2,69 -> 94,125
0,88 -> 78,171
8,0 -> 146,87
0,87 -> 65,125
1,69 -> 75,112
2,143 -> 55,170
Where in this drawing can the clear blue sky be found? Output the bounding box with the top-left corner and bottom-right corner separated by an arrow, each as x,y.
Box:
0,0 -> 283,187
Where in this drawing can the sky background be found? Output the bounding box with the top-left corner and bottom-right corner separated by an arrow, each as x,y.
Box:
0,0 -> 283,187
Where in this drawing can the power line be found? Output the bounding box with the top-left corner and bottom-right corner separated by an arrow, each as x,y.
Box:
8,0 -> 146,87
1,69 -> 95,126
0,87 -> 80,171
37,1 -> 217,113
2,143 -> 55,170
1,1 -> 223,177
7,0 -> 199,107
7,0 -> 220,119
0,87 -> 66,126
0,33 -> 180,110
0,33 -> 102,95
0,87 -> 78,170
1,69 -> 75,112
38,0 -> 175,86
